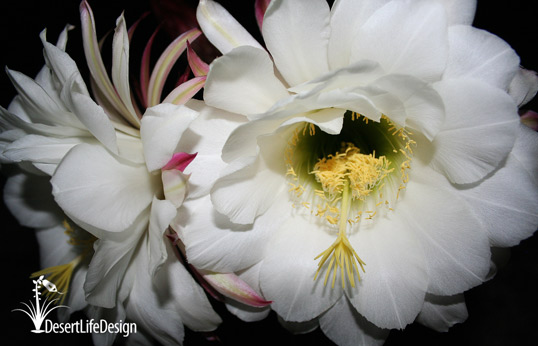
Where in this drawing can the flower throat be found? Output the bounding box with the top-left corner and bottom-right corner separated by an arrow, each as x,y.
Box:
285,112 -> 415,288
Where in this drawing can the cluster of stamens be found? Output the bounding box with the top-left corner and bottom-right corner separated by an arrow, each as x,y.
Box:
285,113 -> 415,288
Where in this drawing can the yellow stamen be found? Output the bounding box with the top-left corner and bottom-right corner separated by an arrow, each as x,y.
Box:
31,220 -> 95,304
31,256 -> 81,305
314,182 -> 366,288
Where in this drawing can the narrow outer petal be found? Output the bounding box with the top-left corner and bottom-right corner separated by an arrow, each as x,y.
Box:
196,0 -> 263,55
202,272 -> 271,307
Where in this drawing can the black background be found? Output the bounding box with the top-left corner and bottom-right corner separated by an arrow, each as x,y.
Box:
1,1 -> 537,345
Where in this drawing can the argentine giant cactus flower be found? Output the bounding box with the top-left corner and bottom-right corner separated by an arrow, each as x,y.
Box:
178,0 -> 538,344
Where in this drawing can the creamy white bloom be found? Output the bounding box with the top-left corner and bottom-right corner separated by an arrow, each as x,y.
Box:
1,5 -> 225,345
182,0 -> 538,344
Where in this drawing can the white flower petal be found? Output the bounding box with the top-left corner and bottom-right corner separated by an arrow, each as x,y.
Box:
140,103 -> 197,172
147,198 -> 178,277
445,25 -> 520,90
212,133 -> 287,224
40,40 -> 83,88
4,135 -> 89,168
226,262 -> 271,322
116,131 -> 145,164
205,46 -> 289,115
320,296 -> 389,346
87,304 -> 126,346
177,194 -> 289,273
61,77 -> 119,154
226,301 -> 271,323
156,244 -> 222,332
277,316 -> 319,334
176,101 -> 246,198
196,0 -> 263,55
430,78 -> 518,184
124,247 -> 186,346
35,225 -> 72,267
111,14 -> 140,125
460,125 -> 538,247
347,216 -> 428,329
402,168 -> 491,295
5,68 -> 82,128
259,214 -> 344,322
438,0 -> 476,25
162,170 -> 189,208
51,144 -> 158,233
416,293 -> 468,332
4,172 -> 63,228
84,213 -> 147,308
370,74 -> 445,139
328,0 -> 391,70
351,0 -> 448,81
263,0 -> 330,86
508,68 -> 538,107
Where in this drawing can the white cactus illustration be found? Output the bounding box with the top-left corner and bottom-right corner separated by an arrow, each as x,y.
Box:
12,275 -> 68,333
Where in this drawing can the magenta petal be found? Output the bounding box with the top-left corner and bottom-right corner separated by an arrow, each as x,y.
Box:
203,272 -> 272,308
162,152 -> 197,172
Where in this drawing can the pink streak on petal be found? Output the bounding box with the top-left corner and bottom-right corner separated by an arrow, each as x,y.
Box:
163,76 -> 206,105
140,27 -> 161,109
255,0 -> 272,31
147,28 -> 201,107
203,272 -> 272,308
187,41 -> 209,77
162,152 -> 197,172
520,110 -> 538,131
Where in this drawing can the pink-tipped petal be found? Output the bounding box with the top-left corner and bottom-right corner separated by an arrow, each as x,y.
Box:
187,41 -> 210,77
140,27 -> 161,108
255,0 -> 272,31
162,76 -> 206,105
202,272 -> 272,308
162,152 -> 198,172
147,28 -> 202,107
520,110 -> 538,131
